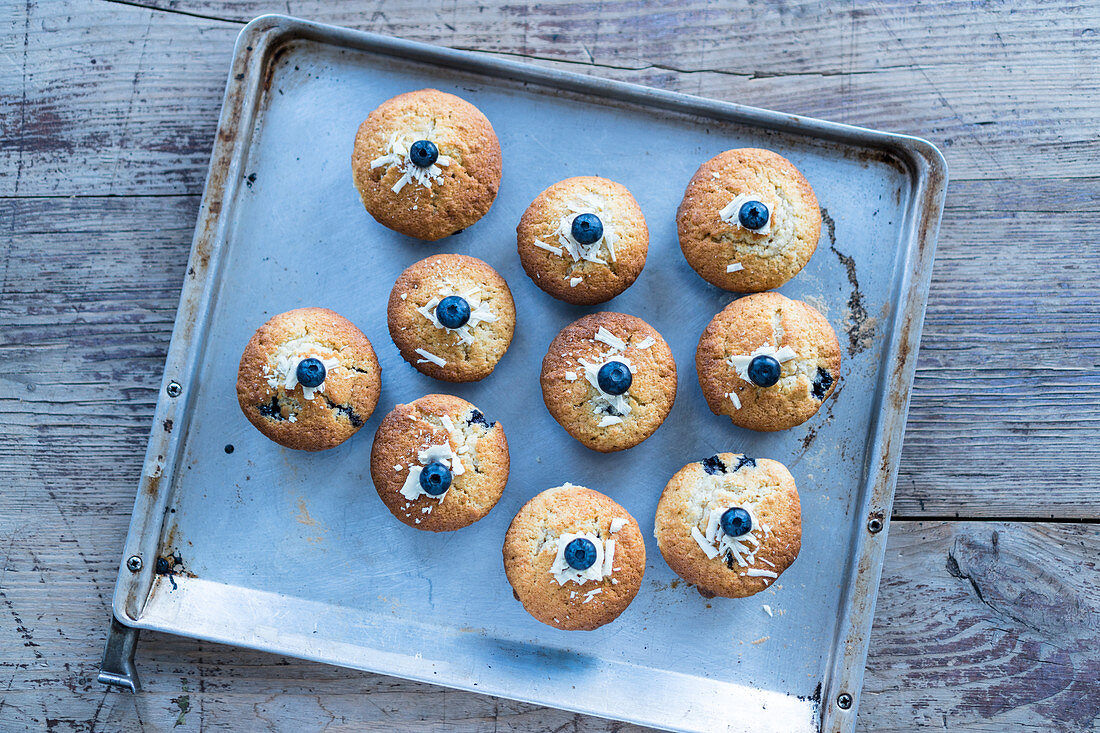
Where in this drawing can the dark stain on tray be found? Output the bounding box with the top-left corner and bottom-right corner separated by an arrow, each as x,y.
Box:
821,207 -> 874,357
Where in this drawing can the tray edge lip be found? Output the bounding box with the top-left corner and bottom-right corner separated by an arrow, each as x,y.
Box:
108,13 -> 951,733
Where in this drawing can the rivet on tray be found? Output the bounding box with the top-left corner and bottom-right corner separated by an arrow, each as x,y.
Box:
166,381 -> 183,398
126,556 -> 143,572
836,692 -> 853,710
867,516 -> 884,534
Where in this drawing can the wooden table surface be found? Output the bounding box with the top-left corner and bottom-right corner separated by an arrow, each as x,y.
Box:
2,1 -> 1098,730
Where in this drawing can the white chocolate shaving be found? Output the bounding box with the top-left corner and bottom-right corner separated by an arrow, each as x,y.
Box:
371,131 -> 452,193
594,326 -> 627,352
726,262 -> 745,273
719,192 -> 772,234
744,569 -> 779,578
262,337 -> 341,401
728,343 -> 797,382
415,348 -> 446,367
609,518 -> 628,533
548,531 -> 615,586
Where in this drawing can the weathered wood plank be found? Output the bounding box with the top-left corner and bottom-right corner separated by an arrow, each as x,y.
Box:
2,0 -> 1099,198
859,521 -> 1100,731
2,519 -> 1097,731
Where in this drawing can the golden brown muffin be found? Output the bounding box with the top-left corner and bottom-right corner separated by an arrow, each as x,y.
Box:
696,292 -> 840,431
655,454 -> 801,598
540,312 -> 676,452
503,485 -> 645,630
387,254 -> 516,382
236,307 -> 381,451
351,89 -> 502,241
517,176 -> 648,304
370,394 -> 509,532
678,148 -> 820,292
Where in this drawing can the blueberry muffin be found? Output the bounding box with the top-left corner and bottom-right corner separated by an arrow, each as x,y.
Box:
517,176 -> 648,304
236,307 -> 382,451
541,312 -> 676,452
677,148 -> 820,292
654,453 -> 801,598
370,394 -> 509,532
696,292 -> 840,431
351,89 -> 502,241
387,254 -> 516,382
503,484 -> 645,630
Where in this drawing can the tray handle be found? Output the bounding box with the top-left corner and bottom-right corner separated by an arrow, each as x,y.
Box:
98,616 -> 142,692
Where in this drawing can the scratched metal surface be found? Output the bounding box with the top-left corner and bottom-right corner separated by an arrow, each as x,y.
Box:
107,15 -> 946,733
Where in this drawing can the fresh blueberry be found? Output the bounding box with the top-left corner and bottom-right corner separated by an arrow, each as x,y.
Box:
720,507 -> 752,537
812,367 -> 834,400
418,461 -> 452,496
570,213 -> 604,245
563,537 -> 598,570
701,455 -> 727,475
738,200 -> 769,230
408,139 -> 439,168
596,361 -> 632,395
747,354 -> 781,388
435,295 -> 471,329
296,357 -> 326,388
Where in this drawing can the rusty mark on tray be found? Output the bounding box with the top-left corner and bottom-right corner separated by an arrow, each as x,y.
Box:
155,550 -> 195,591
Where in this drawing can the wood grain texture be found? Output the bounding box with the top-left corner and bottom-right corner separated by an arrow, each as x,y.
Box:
2,0 -> 1099,731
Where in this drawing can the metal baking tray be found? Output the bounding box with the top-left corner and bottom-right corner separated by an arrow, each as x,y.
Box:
100,14 -> 946,733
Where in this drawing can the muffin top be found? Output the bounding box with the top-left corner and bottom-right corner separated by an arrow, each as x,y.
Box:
352,88 -> 502,241
236,307 -> 381,451
517,176 -> 648,305
503,484 -> 646,630
678,148 -> 820,292
655,454 -> 801,598
541,312 -> 676,452
696,292 -> 840,431
370,394 -> 509,532
387,254 -> 515,383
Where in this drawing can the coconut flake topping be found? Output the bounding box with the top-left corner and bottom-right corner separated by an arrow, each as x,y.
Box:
370,130 -> 453,194
728,343 -> 797,382
262,337 -> 341,401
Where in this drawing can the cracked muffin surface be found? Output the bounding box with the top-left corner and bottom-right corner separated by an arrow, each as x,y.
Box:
503,484 -> 645,630
351,88 -> 502,241
540,312 -> 676,452
236,307 -> 381,451
517,176 -> 648,305
696,292 -> 840,431
387,254 -> 516,383
370,394 -> 509,532
655,453 -> 801,599
677,148 -> 820,292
